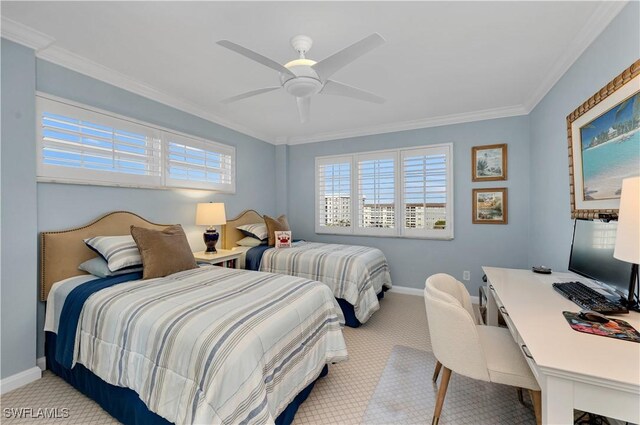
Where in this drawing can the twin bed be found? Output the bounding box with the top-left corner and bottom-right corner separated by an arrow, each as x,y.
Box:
41,210 -> 392,425
221,210 -> 392,327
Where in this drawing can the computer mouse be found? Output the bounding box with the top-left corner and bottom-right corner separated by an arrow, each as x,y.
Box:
577,310 -> 610,324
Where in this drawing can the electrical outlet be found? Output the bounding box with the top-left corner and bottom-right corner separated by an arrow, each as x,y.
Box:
463,271 -> 470,281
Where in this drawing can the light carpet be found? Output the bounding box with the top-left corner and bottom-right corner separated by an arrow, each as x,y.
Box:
362,345 -> 536,425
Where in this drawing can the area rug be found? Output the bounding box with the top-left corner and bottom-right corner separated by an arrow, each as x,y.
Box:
362,345 -> 536,424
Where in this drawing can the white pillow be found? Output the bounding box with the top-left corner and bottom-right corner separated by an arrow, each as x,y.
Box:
237,223 -> 268,241
236,236 -> 265,247
84,235 -> 142,272
79,257 -> 142,278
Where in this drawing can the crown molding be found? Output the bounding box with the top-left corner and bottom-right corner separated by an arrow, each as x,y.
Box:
1,17 -> 55,51
36,45 -> 276,144
35,45 -> 276,144
522,0 -> 628,113
2,1 -> 627,147
274,104 -> 528,145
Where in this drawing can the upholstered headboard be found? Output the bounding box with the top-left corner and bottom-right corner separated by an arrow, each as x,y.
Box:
40,211 -> 171,301
221,210 -> 265,250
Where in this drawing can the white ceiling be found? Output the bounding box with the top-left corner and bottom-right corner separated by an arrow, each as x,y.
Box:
0,1 -> 627,144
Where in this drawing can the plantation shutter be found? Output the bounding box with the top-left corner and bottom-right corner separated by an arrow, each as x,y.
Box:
401,145 -> 452,238
37,95 -> 236,192
38,97 -> 162,187
356,152 -> 397,236
165,133 -> 235,192
315,157 -> 352,234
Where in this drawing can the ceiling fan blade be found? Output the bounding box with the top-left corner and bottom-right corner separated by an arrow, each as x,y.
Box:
312,33 -> 385,81
296,97 -> 311,123
321,80 -> 385,104
220,87 -> 282,104
217,40 -> 296,78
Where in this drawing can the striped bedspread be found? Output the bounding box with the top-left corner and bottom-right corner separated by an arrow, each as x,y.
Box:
48,266 -> 348,425
259,242 -> 392,323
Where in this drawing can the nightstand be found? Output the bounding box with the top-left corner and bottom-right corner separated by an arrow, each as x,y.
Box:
193,249 -> 242,269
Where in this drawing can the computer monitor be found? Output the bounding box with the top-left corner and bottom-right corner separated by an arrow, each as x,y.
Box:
569,219 -> 633,302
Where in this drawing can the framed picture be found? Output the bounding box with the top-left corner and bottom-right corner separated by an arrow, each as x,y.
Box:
471,143 -> 507,181
472,188 -> 508,224
567,60 -> 640,219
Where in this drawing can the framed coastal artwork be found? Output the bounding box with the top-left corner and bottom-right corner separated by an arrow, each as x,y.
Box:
471,143 -> 507,181
472,188 -> 508,224
567,60 -> 640,219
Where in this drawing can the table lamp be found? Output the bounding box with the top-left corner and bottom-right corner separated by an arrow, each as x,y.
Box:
196,202 -> 226,253
614,176 -> 640,311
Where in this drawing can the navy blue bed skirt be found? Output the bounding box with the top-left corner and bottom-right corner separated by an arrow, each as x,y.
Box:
338,288 -> 388,328
45,332 -> 328,425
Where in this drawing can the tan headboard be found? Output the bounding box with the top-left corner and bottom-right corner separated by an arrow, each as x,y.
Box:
40,211 -> 171,301
221,210 -> 264,249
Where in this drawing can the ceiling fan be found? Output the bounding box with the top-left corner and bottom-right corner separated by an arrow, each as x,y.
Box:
216,33 -> 386,123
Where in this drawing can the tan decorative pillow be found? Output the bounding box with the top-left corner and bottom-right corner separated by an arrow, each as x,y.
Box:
130,224 -> 197,279
264,215 -> 290,246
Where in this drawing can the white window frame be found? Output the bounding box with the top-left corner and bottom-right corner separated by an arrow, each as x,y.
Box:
315,156 -> 354,235
36,93 -> 236,193
315,143 -> 454,240
164,132 -> 236,192
355,151 -> 399,237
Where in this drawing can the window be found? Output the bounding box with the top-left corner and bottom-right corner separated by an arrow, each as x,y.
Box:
315,143 -> 453,239
165,134 -> 235,191
36,95 -> 235,192
316,157 -> 352,234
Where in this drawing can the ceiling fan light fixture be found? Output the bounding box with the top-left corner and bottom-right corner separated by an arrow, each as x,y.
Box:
284,58 -> 317,68
283,77 -> 323,98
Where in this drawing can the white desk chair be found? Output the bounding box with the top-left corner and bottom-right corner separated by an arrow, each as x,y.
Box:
424,273 -> 541,425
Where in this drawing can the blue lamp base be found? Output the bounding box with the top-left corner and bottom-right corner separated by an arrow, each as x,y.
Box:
203,229 -> 219,253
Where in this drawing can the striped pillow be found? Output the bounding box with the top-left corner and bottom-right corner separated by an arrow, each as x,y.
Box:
237,223 -> 268,240
84,235 -> 142,272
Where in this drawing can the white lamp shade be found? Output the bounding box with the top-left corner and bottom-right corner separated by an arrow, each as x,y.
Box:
196,203 -> 227,226
614,176 -> 640,264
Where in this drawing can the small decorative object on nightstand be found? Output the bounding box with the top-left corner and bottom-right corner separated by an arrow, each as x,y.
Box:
196,202 -> 226,253
193,249 -> 242,269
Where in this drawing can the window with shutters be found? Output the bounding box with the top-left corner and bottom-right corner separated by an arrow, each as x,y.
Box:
36,95 -> 235,192
315,157 -> 352,234
165,134 -> 235,191
315,143 -> 453,239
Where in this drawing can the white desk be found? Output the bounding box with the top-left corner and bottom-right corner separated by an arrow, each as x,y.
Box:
483,267 -> 640,425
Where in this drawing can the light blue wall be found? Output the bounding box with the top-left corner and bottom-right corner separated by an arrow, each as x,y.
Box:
287,116 -> 531,293
29,60 -> 277,358
1,39 -> 38,379
275,145 -> 289,216
528,1 -> 640,270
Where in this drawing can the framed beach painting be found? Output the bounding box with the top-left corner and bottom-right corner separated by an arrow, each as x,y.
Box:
567,60 -> 640,219
472,143 -> 507,181
472,188 -> 508,224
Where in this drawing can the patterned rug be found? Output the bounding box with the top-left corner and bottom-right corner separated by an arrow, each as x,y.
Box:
362,345 -> 536,425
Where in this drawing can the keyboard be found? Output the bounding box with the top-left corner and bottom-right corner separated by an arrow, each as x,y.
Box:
552,281 -> 629,314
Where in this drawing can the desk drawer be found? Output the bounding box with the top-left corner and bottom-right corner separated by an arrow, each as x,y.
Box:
488,286 -> 522,342
488,286 -> 541,381
520,343 -> 541,381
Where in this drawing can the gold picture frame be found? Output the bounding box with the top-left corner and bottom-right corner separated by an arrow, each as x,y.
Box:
567,60 -> 640,219
471,143 -> 507,181
472,188 -> 508,224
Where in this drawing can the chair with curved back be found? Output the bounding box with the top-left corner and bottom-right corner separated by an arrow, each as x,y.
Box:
424,273 -> 541,425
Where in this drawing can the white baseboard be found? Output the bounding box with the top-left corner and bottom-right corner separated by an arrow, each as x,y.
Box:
0,367 -> 42,395
37,357 -> 46,371
389,285 -> 480,304
388,285 -> 423,296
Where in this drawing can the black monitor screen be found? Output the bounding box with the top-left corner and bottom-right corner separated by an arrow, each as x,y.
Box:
569,219 -> 632,298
